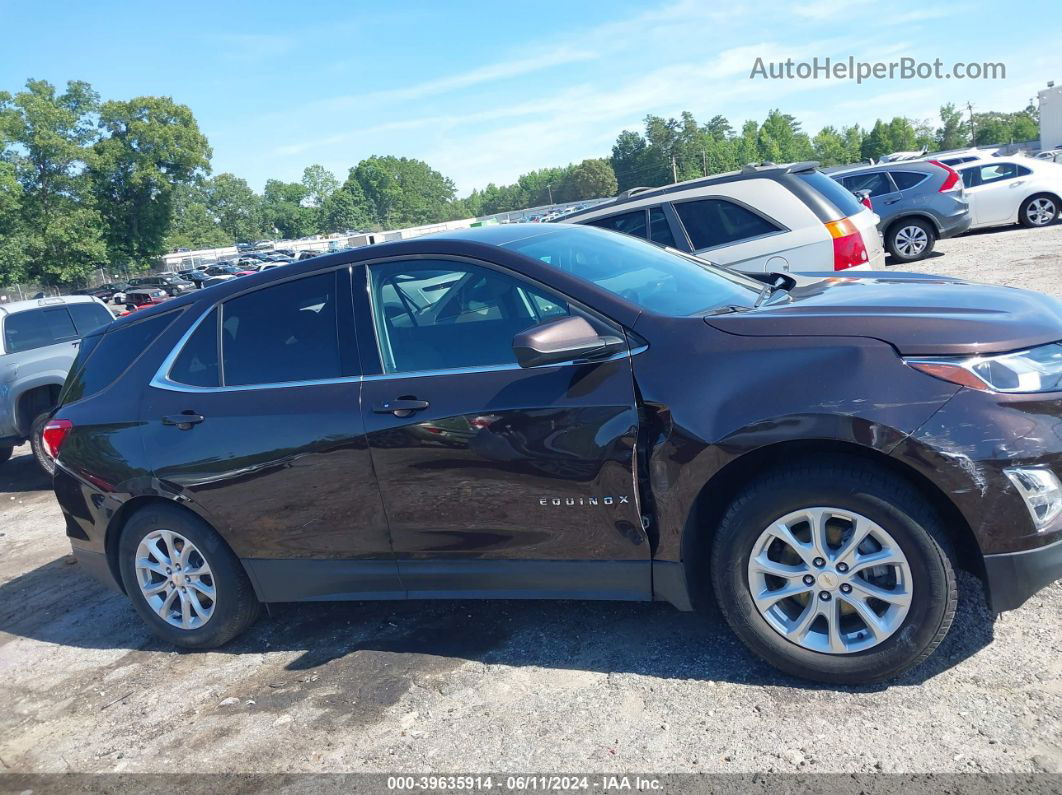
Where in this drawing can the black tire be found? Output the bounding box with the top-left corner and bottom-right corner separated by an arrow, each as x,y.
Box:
709,459 -> 957,685
0,445 -> 12,466
1019,194 -> 1059,228
29,411 -> 55,476
885,218 -> 936,262
118,503 -> 261,648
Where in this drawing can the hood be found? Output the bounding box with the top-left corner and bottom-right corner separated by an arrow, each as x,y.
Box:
705,272 -> 1062,356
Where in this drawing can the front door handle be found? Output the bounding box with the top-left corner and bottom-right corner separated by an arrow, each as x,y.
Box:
163,413 -> 205,430
373,398 -> 430,418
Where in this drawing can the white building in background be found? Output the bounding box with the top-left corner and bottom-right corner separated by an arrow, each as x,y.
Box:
1040,82 -> 1062,150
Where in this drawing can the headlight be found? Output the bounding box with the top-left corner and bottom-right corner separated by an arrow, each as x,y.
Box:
906,343 -> 1062,393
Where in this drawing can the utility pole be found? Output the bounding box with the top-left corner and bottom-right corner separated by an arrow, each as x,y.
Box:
671,155 -> 678,183
701,149 -> 707,176
966,101 -> 976,145
546,184 -> 553,205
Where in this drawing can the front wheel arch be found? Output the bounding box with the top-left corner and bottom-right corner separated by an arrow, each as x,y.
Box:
679,441 -> 982,610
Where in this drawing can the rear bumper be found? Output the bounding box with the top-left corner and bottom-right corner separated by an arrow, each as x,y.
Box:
983,536 -> 1062,612
71,544 -> 123,592
938,212 -> 972,239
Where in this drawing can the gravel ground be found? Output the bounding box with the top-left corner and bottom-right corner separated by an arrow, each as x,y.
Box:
1,222 -> 1061,778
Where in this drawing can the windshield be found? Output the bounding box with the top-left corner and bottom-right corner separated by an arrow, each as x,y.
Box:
501,226 -> 762,315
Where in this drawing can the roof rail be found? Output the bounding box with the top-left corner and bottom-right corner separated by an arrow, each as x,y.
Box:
616,187 -> 652,199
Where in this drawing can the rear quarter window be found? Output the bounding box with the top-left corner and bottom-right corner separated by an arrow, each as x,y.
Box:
890,171 -> 929,191
60,311 -> 178,405
674,198 -> 781,250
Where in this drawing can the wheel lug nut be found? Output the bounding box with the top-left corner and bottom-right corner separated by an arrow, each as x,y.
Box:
840,583 -> 852,594
813,557 -> 826,568
837,562 -> 849,573
803,575 -> 815,586
819,591 -> 832,602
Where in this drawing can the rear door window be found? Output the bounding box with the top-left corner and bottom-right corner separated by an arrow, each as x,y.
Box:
972,162 -> 1019,185
841,173 -> 895,197
3,307 -> 78,353
586,210 -> 648,239
674,199 -> 782,250
220,272 -> 341,386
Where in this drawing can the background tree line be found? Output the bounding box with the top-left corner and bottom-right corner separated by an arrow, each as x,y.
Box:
0,75 -> 1041,288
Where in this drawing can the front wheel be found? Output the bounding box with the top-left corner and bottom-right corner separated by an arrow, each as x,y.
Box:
710,461 -> 957,684
886,219 -> 936,262
118,504 -> 261,648
1019,194 -> 1059,228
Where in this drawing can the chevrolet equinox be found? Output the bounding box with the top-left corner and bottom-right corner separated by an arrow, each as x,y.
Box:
48,224 -> 1062,683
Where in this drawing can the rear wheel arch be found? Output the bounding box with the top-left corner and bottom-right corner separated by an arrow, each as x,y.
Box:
679,440 -> 983,608
105,497 -> 245,596
883,212 -> 941,236
16,383 -> 61,436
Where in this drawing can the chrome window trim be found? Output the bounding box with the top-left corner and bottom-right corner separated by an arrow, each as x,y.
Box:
150,300 -> 645,394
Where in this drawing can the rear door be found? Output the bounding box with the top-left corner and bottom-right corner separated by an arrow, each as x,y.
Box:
355,257 -> 649,600
141,268 -> 400,599
961,162 -> 1023,225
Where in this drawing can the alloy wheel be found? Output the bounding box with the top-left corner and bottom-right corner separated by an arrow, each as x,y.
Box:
1026,197 -> 1057,226
894,225 -> 929,257
134,529 -> 216,629
746,507 -> 913,654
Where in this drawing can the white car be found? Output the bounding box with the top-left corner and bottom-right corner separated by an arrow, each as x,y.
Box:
563,162 -> 885,274
956,157 -> 1062,229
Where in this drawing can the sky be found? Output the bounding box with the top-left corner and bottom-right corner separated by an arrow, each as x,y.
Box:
2,0 -> 1060,195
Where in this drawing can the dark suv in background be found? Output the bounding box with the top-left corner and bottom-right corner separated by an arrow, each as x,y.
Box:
826,161 -> 970,262
46,225 -> 1062,684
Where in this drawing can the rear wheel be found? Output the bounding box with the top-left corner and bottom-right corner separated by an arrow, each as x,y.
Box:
710,461 -> 957,684
886,219 -> 936,262
1019,194 -> 1059,228
118,504 -> 261,648
29,412 -> 55,476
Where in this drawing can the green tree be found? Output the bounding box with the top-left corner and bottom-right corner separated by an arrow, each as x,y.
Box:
262,179 -> 314,239
320,177 -> 374,232
610,129 -> 651,191
301,164 -> 339,209
886,117 -> 919,152
562,158 -> 618,200
936,103 -> 968,150
350,155 -> 456,227
166,183 -> 229,250
813,126 -> 849,166
205,173 -> 263,242
0,78 -> 106,285
0,161 -> 29,285
860,120 -> 893,161
90,95 -> 212,265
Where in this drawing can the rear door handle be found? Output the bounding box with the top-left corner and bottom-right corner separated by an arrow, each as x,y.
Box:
163,413 -> 205,430
373,398 -> 430,417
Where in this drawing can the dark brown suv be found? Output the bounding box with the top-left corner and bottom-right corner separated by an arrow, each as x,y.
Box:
46,224 -> 1062,683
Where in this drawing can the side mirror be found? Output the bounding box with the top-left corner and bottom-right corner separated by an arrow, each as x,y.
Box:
513,316 -> 625,369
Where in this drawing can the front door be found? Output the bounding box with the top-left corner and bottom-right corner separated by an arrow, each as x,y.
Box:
356,258 -> 650,601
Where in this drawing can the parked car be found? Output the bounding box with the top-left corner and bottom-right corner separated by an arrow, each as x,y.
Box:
295,251 -> 319,261
1034,149 -> 1062,165
74,283 -> 129,302
205,264 -> 241,277
202,275 -> 235,288
128,275 -> 193,297
825,161 -> 970,262
48,224 -> 1062,684
563,162 -> 885,273
235,242 -> 252,252
120,289 -> 169,316
274,248 -> 295,257
253,240 -> 273,251
0,295 -> 113,473
957,158 -> 1062,229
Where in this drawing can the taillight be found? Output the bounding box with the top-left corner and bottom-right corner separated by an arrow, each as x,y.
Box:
929,160 -> 961,193
42,419 -> 72,460
824,217 -> 869,271
859,194 -> 873,211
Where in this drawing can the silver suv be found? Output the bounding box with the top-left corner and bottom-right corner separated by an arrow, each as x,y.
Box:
561,162 -> 885,274
0,295 -> 113,472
